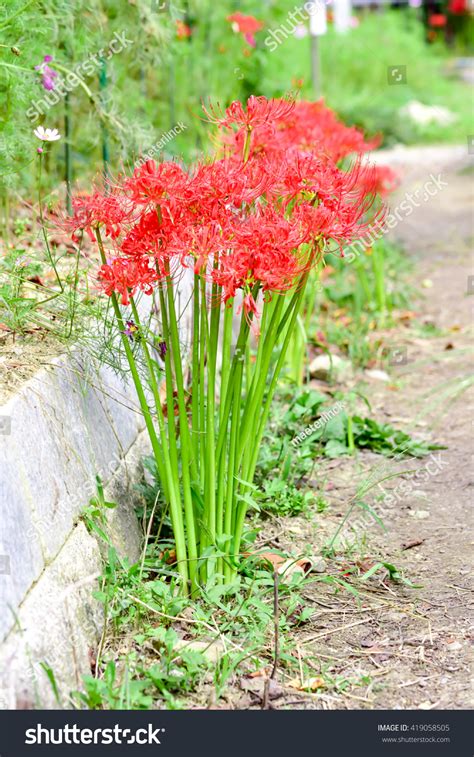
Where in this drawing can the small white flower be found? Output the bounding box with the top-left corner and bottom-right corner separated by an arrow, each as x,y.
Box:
33,126 -> 61,142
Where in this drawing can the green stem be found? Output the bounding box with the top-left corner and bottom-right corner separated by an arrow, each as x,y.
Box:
158,286 -> 180,483
214,285 -> 259,464
64,92 -> 72,215
96,231 -> 189,591
165,275 -> 199,590
219,299 -> 234,421
233,278 -> 310,563
34,153 -> 65,312
0,62 -> 32,73
216,298 -> 234,570
236,295 -> 285,465
99,58 -> 110,184
347,415 -> 355,454
199,282 -> 207,490
131,296 -> 191,591
224,354 -> 244,580
191,276 -> 200,471
207,278 -> 221,578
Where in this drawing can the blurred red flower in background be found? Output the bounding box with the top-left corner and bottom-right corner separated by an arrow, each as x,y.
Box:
226,12 -> 263,47
429,13 -> 447,26
176,20 -> 192,39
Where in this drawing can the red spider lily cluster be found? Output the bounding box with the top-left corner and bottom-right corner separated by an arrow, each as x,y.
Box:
62,97 -> 395,592
209,97 -> 398,194
65,96 -> 389,311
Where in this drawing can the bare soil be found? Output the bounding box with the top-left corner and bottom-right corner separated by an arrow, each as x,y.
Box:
0,207 -> 95,405
0,332 -> 64,404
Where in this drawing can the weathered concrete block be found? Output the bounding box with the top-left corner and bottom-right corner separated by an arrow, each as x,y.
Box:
0,429 -> 149,709
0,444 -> 44,638
0,353 -> 146,641
0,523 -> 103,709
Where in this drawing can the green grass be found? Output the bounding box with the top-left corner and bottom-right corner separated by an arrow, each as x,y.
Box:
261,9 -> 471,146
65,485 -> 407,710
286,238 -> 415,374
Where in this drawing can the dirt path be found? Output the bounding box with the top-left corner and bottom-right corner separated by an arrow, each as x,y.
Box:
260,145 -> 473,710
358,144 -> 474,709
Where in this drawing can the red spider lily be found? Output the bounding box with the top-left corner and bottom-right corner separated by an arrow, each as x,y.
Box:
222,98 -> 380,163
449,0 -> 467,13
98,256 -> 159,305
64,191 -> 129,242
292,160 -> 385,252
212,204 -> 309,303
171,221 -> 231,274
61,96 -> 393,594
188,156 -> 276,214
121,209 -> 164,258
227,13 -> 263,35
123,159 -> 189,207
238,292 -> 261,337
203,95 -> 295,131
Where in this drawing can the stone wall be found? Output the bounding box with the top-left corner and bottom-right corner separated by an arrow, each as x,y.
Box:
0,279 -> 193,708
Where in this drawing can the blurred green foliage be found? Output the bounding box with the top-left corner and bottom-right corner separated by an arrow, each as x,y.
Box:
0,1 -> 470,207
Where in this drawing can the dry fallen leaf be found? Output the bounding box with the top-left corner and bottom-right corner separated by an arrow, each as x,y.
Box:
247,668 -> 269,679
277,557 -> 312,578
159,548 -> 177,565
288,676 -> 325,692
401,538 -> 425,551
244,551 -> 314,578
397,310 -> 417,321
244,550 -> 286,570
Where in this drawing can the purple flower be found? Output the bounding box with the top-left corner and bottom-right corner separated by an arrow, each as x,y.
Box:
123,320 -> 139,341
157,339 -> 167,360
35,55 -> 58,91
